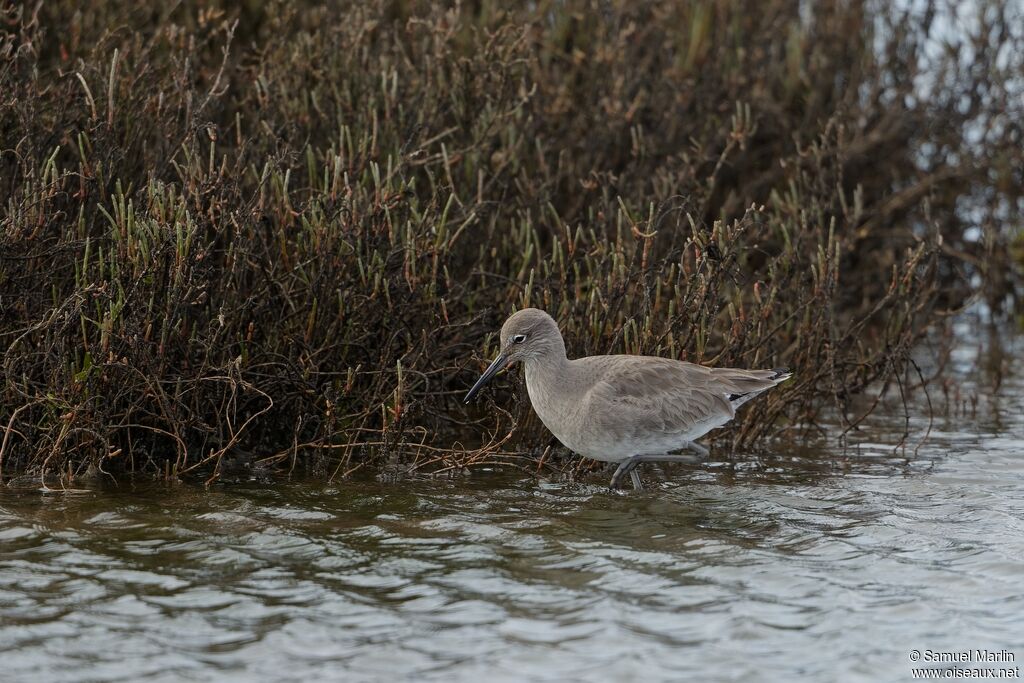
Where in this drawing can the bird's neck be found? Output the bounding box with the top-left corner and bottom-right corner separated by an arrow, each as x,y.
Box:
524,351 -> 572,405
526,347 -> 570,373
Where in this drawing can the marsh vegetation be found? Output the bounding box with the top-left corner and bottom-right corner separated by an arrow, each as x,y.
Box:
1,0 -> 1021,482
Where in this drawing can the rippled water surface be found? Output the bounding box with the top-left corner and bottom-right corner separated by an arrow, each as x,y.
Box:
2,336 -> 1023,682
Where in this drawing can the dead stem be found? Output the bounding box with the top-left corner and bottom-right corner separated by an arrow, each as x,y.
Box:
1,1 -> 1020,481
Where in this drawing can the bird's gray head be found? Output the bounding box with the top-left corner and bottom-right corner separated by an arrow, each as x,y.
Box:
463,308 -> 565,403
499,308 -> 565,363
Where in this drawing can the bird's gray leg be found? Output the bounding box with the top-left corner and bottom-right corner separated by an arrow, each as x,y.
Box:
610,456 -> 642,490
610,448 -> 708,491
683,441 -> 710,457
610,454 -> 708,491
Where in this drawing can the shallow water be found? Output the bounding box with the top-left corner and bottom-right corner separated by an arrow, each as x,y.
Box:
2,332 -> 1023,682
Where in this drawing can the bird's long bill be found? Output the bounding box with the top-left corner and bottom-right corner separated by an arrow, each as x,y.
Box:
463,353 -> 510,403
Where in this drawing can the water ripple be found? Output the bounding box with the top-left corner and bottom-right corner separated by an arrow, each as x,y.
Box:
2,364 -> 1024,681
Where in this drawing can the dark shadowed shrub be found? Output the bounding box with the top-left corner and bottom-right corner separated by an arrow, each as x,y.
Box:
1,0 -> 1021,482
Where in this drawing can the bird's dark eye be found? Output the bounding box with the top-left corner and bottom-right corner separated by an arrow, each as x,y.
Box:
511,334 -> 527,344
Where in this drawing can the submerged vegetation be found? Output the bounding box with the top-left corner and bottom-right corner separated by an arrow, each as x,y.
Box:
1,0 -> 1022,482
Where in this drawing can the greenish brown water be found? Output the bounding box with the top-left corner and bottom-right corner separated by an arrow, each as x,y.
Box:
2,331 -> 1023,682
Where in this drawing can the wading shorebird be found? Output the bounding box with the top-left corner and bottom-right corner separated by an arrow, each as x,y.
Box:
464,308 -> 790,490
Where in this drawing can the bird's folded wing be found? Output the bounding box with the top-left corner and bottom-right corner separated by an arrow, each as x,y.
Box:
581,358 -> 735,437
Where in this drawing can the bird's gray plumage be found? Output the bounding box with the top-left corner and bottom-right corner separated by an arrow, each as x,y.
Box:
465,308 -> 790,488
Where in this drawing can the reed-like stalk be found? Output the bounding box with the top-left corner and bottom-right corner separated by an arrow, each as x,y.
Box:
1,0 -> 1021,483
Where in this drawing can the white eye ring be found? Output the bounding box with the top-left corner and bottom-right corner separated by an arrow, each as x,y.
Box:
511,334 -> 527,344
